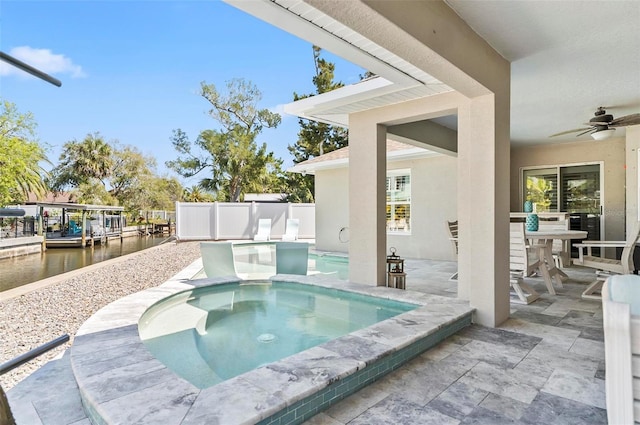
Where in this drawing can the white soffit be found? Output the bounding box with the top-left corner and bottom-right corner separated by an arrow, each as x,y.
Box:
284,76 -> 452,127
224,0 -> 452,90
288,146 -> 436,174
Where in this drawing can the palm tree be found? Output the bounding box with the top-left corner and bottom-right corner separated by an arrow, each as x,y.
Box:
51,133 -> 113,190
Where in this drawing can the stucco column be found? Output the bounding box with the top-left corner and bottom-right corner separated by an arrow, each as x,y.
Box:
626,125 -> 640,235
457,94 -> 511,327
348,117 -> 387,286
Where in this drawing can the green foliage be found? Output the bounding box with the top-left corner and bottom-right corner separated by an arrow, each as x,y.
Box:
0,100 -> 49,206
285,46 -> 349,202
525,177 -> 553,212
183,185 -> 214,202
166,79 -> 284,202
51,132 -> 113,189
49,134 -> 183,216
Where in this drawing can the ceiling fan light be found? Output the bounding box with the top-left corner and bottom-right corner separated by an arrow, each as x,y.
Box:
591,128 -> 616,141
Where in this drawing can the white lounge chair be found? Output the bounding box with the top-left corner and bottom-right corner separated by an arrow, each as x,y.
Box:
281,219 -> 299,241
602,274 -> 640,424
254,219 -> 271,241
200,242 -> 237,278
275,242 -> 309,275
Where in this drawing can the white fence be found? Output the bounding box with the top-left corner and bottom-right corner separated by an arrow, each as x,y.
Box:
175,202 -> 315,241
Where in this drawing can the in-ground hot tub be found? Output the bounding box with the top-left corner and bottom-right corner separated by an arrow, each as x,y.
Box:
139,281 -> 417,388
70,257 -> 474,424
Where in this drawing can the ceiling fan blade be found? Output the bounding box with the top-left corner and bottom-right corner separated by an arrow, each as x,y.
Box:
549,127 -> 591,137
610,113 -> 640,127
576,128 -> 597,137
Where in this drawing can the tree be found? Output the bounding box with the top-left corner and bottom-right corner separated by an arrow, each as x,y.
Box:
50,132 -> 113,191
286,47 -> 349,202
0,100 -> 49,206
49,134 -> 183,217
166,79 -> 284,202
183,185 -> 214,202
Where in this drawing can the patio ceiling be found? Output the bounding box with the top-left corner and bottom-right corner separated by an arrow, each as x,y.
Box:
225,0 -> 640,147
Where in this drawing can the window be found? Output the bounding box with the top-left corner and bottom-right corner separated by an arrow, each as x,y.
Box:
387,170 -> 411,233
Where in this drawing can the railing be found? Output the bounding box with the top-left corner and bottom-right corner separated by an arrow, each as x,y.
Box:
0,334 -> 70,376
0,217 -> 37,240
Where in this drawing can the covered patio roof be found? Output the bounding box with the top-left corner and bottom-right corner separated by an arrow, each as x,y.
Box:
35,202 -> 124,212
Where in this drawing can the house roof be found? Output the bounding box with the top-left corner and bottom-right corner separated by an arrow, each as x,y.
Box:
35,202 -> 124,212
288,140 -> 435,175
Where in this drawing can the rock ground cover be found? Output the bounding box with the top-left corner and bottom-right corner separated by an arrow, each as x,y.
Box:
0,241 -> 201,390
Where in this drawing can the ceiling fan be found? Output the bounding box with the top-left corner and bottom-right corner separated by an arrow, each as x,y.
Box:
550,106 -> 640,140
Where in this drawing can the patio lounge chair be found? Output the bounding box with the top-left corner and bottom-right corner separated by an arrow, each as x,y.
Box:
254,219 -> 271,241
602,274 -> 640,424
509,222 -> 541,304
573,221 -> 640,300
281,219 -> 299,241
275,242 -> 309,275
200,242 -> 237,278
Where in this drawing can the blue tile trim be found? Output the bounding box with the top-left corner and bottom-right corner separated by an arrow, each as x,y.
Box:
258,312 -> 472,425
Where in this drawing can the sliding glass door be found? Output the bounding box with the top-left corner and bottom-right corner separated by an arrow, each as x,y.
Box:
522,163 -> 602,245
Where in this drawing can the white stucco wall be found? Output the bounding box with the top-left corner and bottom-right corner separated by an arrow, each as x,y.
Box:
314,154 -> 458,261
315,167 -> 350,253
510,137 -> 625,241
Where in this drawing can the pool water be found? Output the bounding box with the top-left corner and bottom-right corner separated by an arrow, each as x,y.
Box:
139,281 -> 416,388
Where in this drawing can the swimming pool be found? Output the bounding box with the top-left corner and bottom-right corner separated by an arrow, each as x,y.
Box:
139,281 -> 416,388
70,255 -> 474,424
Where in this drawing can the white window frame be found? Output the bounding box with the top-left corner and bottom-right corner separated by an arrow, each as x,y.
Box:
387,169 -> 411,235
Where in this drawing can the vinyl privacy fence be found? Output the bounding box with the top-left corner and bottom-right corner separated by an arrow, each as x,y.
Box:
175,202 -> 315,241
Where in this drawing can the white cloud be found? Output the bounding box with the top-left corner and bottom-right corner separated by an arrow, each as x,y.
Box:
0,46 -> 86,79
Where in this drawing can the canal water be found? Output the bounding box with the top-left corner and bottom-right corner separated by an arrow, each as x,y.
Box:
0,236 -> 168,292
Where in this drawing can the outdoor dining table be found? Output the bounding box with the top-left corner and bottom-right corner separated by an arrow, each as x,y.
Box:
525,229 -> 588,295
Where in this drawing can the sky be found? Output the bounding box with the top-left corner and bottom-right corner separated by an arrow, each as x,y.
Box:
0,0 -> 365,186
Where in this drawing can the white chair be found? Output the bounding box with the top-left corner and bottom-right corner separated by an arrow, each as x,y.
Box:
281,219 -> 299,241
446,220 -> 458,281
253,218 -> 272,241
602,274 -> 640,424
200,242 -> 237,278
275,242 -> 309,275
537,214 -> 570,267
510,222 -> 541,304
573,221 -> 640,300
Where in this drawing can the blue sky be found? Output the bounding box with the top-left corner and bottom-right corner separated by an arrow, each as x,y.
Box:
0,1 -> 365,186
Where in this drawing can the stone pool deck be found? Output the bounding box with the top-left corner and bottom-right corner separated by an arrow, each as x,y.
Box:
6,259 -> 608,424
7,257 -> 473,424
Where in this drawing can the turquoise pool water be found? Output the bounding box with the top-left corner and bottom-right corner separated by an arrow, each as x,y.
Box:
139,281 -> 416,388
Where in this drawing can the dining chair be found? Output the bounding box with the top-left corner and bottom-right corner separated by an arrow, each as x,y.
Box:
509,222 -> 541,304
446,220 -> 458,281
537,214 -> 570,267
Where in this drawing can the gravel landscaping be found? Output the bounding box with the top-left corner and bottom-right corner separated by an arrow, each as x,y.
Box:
0,241 -> 202,390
